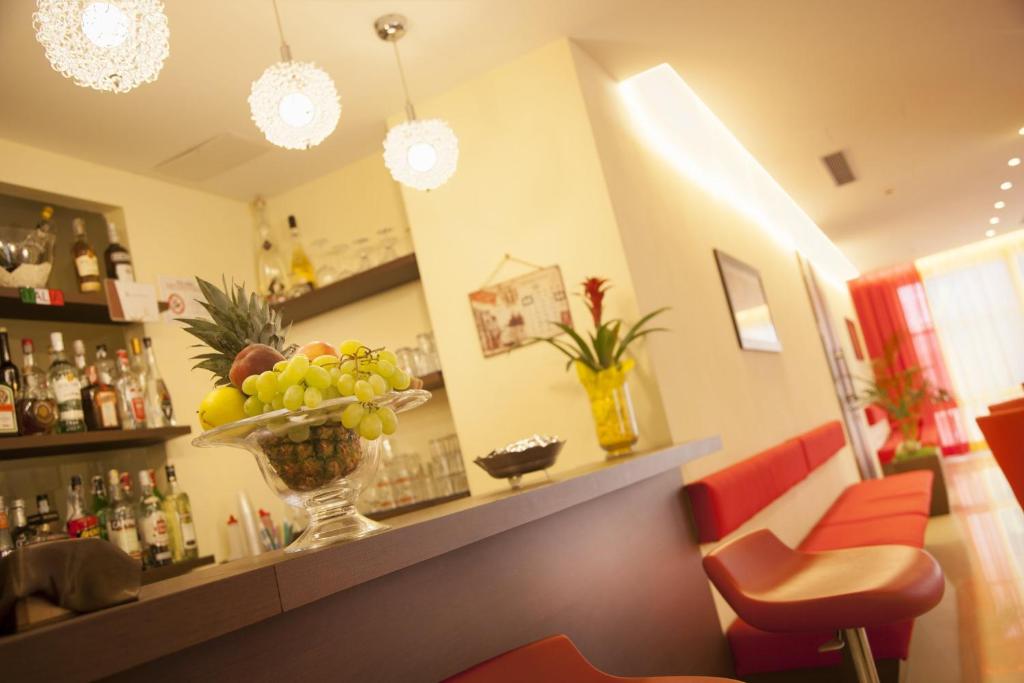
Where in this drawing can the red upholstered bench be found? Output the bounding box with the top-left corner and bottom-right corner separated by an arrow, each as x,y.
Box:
684,421 -> 934,680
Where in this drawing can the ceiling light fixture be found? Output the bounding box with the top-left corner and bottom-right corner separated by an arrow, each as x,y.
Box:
1010,158 -> 1022,167
990,217 -> 1000,225
248,0 -> 340,150
32,0 -> 169,93
986,229 -> 997,238
1001,181 -> 1014,191
995,200 -> 1006,209
1019,127 -> 1024,136
376,14 -> 459,191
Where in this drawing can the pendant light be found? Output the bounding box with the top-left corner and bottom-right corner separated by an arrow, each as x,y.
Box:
33,0 -> 170,93
249,0 -> 341,150
376,15 -> 459,191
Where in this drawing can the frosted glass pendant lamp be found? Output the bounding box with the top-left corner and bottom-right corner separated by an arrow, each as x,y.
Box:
249,0 -> 341,150
376,15 -> 459,191
33,0 -> 170,93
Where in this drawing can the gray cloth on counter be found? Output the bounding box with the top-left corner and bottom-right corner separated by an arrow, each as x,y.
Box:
0,538 -> 140,633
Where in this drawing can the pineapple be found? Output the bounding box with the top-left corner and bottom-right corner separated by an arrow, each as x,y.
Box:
179,277 -> 290,387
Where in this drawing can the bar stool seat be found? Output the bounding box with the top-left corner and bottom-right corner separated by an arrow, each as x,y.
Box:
444,634 -> 740,683
703,529 -> 944,683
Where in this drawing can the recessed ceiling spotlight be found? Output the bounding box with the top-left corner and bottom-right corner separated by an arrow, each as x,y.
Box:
986,229 -> 997,238
1001,181 -> 1014,190
990,217 -> 1000,224
1010,158 -> 1022,167
995,200 -> 1006,209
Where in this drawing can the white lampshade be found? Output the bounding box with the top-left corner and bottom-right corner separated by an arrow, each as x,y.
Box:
33,0 -> 170,93
383,119 -> 459,191
249,60 -> 341,150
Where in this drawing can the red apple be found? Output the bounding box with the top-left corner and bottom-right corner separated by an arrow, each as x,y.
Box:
229,343 -> 285,388
297,340 -> 339,360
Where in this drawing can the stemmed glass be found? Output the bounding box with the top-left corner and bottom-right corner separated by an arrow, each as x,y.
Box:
311,238 -> 339,285
354,237 -> 374,272
378,227 -> 399,263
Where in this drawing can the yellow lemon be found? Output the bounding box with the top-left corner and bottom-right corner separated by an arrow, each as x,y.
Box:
198,386 -> 247,430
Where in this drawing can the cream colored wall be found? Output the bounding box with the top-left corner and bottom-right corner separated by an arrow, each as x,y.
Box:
570,46 -> 860,485
0,137 -> 287,561
391,40 -> 673,495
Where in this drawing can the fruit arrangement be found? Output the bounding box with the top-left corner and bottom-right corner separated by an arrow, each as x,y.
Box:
180,278 -> 421,492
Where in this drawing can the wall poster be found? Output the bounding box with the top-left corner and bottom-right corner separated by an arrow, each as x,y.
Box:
469,265 -> 572,357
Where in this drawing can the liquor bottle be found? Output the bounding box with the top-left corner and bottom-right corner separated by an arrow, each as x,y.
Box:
82,365 -> 121,431
115,348 -> 147,429
0,496 -> 13,557
286,215 -> 316,296
252,197 -> 289,301
66,475 -> 101,539
47,332 -> 86,433
10,499 -> 32,548
103,221 -> 135,282
163,464 -> 198,562
18,338 -> 57,435
72,339 -> 90,389
142,337 -> 174,426
71,217 -> 101,293
90,474 -> 110,541
95,344 -> 117,385
29,494 -> 65,541
106,470 -> 141,560
136,470 -> 171,568
0,328 -> 20,436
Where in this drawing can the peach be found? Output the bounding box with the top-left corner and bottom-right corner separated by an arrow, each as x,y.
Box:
297,340 -> 339,360
229,343 -> 286,388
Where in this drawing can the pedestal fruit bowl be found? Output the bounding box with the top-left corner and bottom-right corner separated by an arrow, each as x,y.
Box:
181,278 -> 430,552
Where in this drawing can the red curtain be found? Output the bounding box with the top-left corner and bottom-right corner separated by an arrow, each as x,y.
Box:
849,263 -> 969,455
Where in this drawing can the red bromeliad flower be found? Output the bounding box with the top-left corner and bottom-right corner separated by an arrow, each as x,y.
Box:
581,277 -> 610,327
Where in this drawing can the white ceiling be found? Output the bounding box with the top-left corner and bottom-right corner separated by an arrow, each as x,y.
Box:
2,0 -> 1023,272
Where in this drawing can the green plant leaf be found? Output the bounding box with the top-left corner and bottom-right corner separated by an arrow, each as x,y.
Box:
615,307 -> 669,362
551,322 -> 599,371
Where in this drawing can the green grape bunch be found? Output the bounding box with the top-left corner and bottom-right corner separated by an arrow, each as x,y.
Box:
238,339 -> 412,440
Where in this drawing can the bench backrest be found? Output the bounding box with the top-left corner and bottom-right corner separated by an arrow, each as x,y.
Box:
685,421 -> 847,543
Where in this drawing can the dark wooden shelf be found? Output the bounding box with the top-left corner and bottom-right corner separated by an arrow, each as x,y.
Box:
366,491 -> 470,521
419,371 -> 444,391
0,425 -> 192,460
141,555 -> 217,585
0,287 -> 124,325
272,253 -> 420,325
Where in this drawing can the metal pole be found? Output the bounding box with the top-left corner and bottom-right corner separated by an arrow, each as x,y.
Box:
844,627 -> 881,683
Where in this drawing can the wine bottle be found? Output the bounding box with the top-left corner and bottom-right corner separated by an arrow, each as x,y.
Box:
286,215 -> 316,296
103,221 -> 135,281
0,328 -> 20,436
71,218 -> 101,293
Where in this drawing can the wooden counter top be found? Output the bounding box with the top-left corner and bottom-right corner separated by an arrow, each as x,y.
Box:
1,437 -> 721,681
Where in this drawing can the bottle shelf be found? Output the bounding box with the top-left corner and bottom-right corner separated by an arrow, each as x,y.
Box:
0,425 -> 192,460
0,287 -> 124,325
272,253 -> 420,325
420,371 -> 444,392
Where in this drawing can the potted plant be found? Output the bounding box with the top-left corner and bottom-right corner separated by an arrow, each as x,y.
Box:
859,334 -> 950,515
539,277 -> 667,457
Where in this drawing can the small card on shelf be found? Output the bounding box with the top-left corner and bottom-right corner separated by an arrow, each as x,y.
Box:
104,279 -> 160,322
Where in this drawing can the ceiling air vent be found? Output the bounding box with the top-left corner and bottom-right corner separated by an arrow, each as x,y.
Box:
822,150 -> 856,186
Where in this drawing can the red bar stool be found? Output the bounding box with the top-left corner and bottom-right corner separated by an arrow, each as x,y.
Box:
703,529 -> 944,683
444,634 -> 740,683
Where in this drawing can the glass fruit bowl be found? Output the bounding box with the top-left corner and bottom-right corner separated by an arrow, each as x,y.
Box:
0,224 -> 55,288
193,390 -> 430,553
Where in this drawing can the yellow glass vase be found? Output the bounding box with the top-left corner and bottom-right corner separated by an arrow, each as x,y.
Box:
576,359 -> 639,458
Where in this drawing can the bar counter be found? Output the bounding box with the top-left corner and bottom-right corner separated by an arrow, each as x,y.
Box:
1,437 -> 733,682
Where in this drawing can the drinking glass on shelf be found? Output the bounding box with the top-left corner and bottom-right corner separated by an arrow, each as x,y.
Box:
330,243 -> 353,279
353,237 -> 374,272
311,238 -> 339,285
395,347 -> 417,375
377,227 -> 399,263
416,332 -> 440,374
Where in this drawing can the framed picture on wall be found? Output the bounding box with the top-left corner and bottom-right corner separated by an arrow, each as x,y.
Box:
845,318 -> 865,360
468,265 -> 573,357
713,249 -> 782,352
